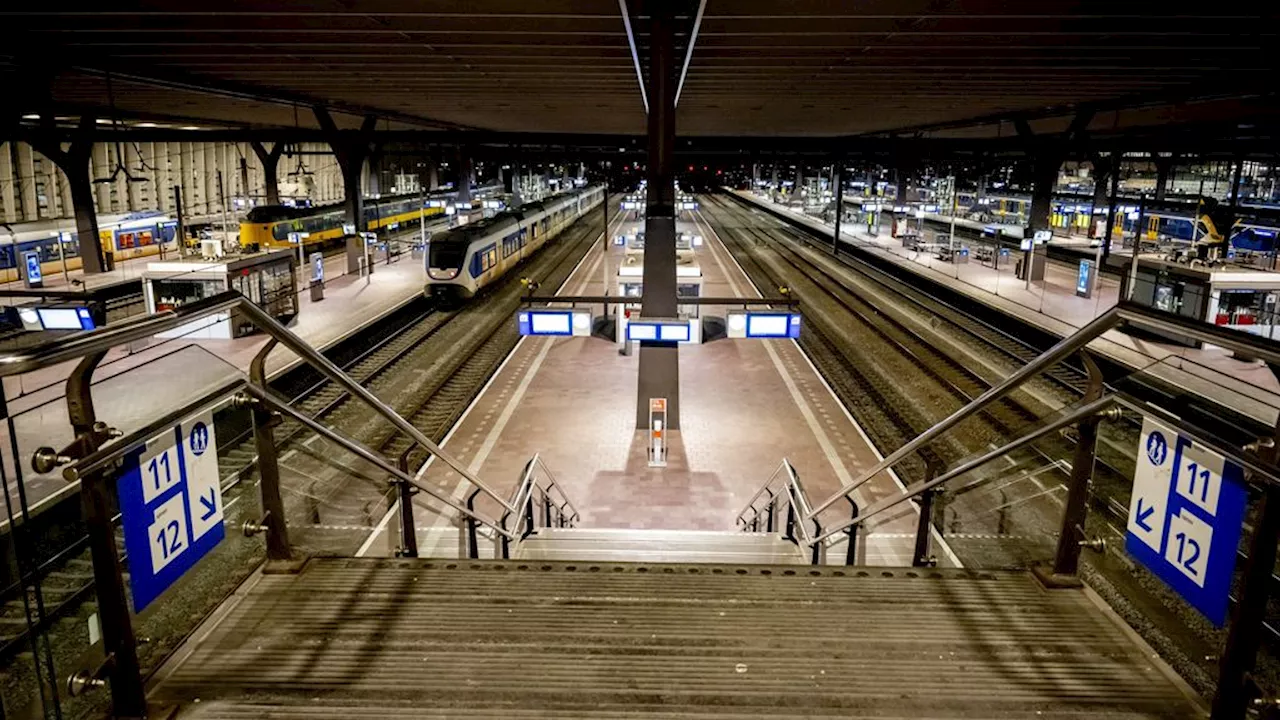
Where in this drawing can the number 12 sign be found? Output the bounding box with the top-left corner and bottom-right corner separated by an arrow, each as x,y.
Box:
1125,417 -> 1247,626
118,410 -> 225,611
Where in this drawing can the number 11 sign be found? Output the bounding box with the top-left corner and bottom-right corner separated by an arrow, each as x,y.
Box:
118,410 -> 225,611
1126,417 -> 1247,626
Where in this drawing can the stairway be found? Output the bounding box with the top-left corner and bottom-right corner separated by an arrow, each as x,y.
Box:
515,527 -> 805,564
150,557 -> 1202,719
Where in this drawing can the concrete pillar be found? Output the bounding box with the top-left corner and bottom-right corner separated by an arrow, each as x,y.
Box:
203,143 -> 217,214
42,150 -> 61,217
636,1 -> 680,430
91,143 -> 110,211
0,143 -> 15,223
58,154 -> 73,219
1090,155 -> 1113,238
1154,155 -> 1175,203
426,156 -> 439,191
149,143 -> 166,212
770,162 -> 778,202
1028,154 -> 1062,233
316,110 -> 376,274
455,147 -> 472,205
17,143 -> 38,221
794,163 -> 803,205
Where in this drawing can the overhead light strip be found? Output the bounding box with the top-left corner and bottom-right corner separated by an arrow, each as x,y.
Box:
675,0 -> 706,107
618,0 -> 649,114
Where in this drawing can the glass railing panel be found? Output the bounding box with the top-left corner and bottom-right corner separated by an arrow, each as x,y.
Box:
275,430 -> 397,557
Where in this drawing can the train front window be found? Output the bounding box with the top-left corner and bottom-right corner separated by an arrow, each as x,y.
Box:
429,241 -> 467,270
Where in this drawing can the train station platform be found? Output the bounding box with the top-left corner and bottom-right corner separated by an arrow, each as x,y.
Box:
731,189 -> 1280,427
0,248 -> 428,517
354,208 -> 951,567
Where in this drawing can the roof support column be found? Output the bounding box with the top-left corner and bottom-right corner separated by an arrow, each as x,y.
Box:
1028,152 -> 1063,235
455,147 -> 473,206
1153,153 -> 1176,203
636,0 -> 680,430
1089,153 -> 1114,238
28,116 -> 106,274
315,109 -> 377,274
769,161 -> 778,203
831,156 -> 845,255
250,141 -> 285,206
0,143 -> 16,223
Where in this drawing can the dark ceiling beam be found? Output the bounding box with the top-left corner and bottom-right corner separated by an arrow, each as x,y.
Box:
861,79 -> 1278,138
22,59 -> 480,132
6,124 -> 1276,161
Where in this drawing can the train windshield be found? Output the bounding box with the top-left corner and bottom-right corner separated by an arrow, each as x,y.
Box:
428,240 -> 468,269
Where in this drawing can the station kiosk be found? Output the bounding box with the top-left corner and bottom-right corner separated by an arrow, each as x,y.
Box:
615,228 -> 703,345
142,249 -> 299,339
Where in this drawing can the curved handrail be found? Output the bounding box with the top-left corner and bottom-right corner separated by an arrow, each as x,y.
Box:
501,453 -> 580,543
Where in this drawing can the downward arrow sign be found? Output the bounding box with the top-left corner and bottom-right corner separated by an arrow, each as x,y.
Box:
199,489 -> 218,522
1134,499 -> 1155,532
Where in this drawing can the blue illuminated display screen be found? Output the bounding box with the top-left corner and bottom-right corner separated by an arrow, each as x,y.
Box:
518,311 -> 574,336
745,313 -> 801,339
627,323 -> 658,341
660,324 -> 690,342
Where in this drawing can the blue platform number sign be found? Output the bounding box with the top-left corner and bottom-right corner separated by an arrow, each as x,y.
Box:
1125,417 -> 1247,626
310,251 -> 325,284
1076,260 -> 1092,296
118,410 -> 225,611
23,251 -> 42,286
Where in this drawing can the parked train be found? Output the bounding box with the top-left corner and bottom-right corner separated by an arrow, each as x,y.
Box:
238,182 -> 503,252
426,184 -> 605,301
0,211 -> 178,283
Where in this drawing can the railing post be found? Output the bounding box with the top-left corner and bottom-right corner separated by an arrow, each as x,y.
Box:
1038,351 -> 1104,588
1211,413 -> 1280,719
784,501 -> 797,543
543,493 -> 552,528
810,518 -> 823,565
465,488 -> 482,559
912,487 -> 938,567
395,452 -> 418,558
524,495 -> 535,538
765,490 -> 775,533
249,341 -> 300,571
845,497 -> 860,566
64,350 -> 146,716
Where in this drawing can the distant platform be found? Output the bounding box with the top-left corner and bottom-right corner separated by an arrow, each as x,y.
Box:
732,190 -> 1280,428
1,249 -> 428,518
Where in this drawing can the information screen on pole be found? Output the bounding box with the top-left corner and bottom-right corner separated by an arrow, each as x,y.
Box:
1125,417 -> 1247,626
517,309 -> 591,337
118,410 -> 225,611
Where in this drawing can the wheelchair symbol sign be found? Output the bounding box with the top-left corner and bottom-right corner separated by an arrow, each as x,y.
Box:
189,422 -> 210,456
1146,430 -> 1168,466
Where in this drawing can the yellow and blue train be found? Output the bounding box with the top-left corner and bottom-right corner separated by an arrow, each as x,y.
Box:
238,191 -> 462,252
426,184 -> 604,301
0,211 -> 178,283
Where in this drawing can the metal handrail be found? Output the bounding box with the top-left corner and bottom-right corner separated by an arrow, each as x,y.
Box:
10,289 -> 517,516
804,300 -> 1280,522
810,395 -> 1117,545
502,453 -> 579,544
737,459 -> 825,556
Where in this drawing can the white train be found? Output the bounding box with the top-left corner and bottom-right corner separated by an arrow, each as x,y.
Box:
426,184 -> 605,301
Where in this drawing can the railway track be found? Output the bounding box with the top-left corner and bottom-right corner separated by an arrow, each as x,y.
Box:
264,203 -> 611,554
700,195 -> 1080,563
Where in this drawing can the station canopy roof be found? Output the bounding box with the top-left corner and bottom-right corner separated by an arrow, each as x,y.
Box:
2,1 -> 1276,139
